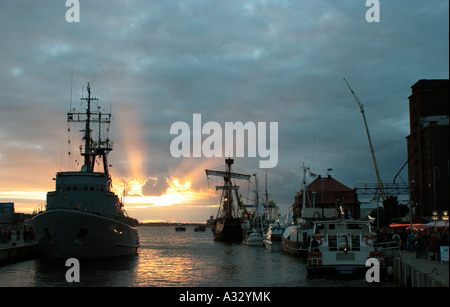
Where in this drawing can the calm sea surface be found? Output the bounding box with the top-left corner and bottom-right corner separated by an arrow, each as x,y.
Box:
0,226 -> 396,287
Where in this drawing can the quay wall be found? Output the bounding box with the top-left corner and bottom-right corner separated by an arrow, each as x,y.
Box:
0,243 -> 39,266
393,253 -> 449,287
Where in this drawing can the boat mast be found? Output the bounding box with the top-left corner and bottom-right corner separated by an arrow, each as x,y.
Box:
302,163 -> 309,208
205,158 -> 251,219
67,83 -> 113,175
81,83 -> 96,172
226,158 -> 233,218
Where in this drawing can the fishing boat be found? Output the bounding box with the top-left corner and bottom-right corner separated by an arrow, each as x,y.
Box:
264,223 -> 285,251
175,223 -> 186,232
194,225 -> 206,232
205,159 -> 250,243
243,175 -> 265,247
282,221 -> 312,256
282,165 -> 338,256
282,207 -> 336,256
244,228 -> 264,246
31,83 -> 140,260
306,219 -> 385,279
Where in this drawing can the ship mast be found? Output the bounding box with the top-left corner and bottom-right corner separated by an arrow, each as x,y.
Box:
68,83 -> 113,176
225,158 -> 232,218
206,158 -> 251,219
81,83 -> 96,171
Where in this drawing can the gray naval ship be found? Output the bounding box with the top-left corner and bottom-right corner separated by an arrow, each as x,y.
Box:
31,83 -> 140,259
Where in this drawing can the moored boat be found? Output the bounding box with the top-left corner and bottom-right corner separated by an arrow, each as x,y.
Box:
282,164 -> 339,257
194,225 -> 206,232
264,223 -> 285,251
212,217 -> 243,243
244,228 -> 264,246
282,207 -> 337,257
306,219 -> 385,279
31,83 -> 140,260
282,222 -> 312,256
205,159 -> 250,243
175,223 -> 186,232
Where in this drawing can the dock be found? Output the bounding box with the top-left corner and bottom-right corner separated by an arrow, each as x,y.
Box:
393,251 -> 449,287
0,238 -> 39,266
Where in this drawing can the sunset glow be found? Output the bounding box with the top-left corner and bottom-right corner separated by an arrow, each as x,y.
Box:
112,177 -> 210,209
0,190 -> 47,200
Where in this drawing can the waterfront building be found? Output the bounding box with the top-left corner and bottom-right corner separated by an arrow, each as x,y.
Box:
0,202 -> 14,225
406,79 -> 449,217
292,175 -> 360,221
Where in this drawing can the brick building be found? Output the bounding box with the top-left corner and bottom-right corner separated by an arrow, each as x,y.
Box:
406,79 -> 449,217
292,175 -> 360,220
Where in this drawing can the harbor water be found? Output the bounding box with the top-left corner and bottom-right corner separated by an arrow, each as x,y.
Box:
0,226 -> 396,287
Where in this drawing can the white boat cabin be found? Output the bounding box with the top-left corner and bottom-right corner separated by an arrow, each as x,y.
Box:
310,220 -> 376,252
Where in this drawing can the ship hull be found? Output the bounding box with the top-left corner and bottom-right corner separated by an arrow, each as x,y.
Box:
31,209 -> 140,260
282,236 -> 308,257
213,218 -> 243,243
307,265 -> 371,279
307,264 -> 387,279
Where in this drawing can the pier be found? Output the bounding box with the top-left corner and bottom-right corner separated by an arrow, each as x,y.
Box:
0,238 -> 39,266
393,251 -> 449,287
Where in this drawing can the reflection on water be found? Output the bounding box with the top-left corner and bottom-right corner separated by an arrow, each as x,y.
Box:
0,226 -> 397,287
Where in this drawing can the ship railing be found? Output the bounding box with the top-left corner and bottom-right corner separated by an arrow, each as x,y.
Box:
373,241 -> 401,258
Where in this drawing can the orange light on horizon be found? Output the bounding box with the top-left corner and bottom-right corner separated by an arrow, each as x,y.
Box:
112,176 -> 212,209
0,190 -> 47,200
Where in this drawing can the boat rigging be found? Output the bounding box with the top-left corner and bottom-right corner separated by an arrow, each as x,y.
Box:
67,83 -> 113,176
205,158 -> 251,243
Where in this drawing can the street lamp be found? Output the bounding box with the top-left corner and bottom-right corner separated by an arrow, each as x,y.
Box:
432,211 -> 439,231
442,211 -> 449,229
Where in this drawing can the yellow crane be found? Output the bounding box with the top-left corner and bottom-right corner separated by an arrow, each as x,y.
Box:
343,78 -> 385,202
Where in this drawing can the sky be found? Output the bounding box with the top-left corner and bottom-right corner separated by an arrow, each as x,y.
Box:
0,0 -> 448,223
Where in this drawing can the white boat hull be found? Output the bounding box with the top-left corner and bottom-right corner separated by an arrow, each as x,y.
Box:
31,209 -> 140,260
305,220 -> 385,279
307,264 -> 371,278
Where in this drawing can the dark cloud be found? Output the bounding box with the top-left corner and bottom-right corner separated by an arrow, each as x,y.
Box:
1,0 -> 448,220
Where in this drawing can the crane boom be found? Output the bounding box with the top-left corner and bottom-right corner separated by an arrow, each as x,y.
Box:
343,78 -> 385,201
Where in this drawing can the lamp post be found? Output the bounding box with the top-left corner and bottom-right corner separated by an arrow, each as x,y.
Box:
442,211 -> 449,229
443,211 -> 449,248
432,211 -> 439,231
409,180 -> 415,231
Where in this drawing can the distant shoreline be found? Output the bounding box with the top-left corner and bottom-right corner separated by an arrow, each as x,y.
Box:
138,222 -> 208,227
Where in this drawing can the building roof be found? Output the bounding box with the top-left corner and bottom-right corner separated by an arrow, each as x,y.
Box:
307,175 -> 353,193
295,175 -> 358,206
